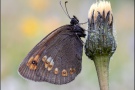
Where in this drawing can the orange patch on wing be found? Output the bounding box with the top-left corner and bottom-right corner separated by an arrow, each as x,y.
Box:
29,63 -> 37,70
27,55 -> 39,70
47,64 -> 53,71
69,68 -> 76,74
44,57 -> 53,69
54,68 -> 59,74
42,56 -> 47,62
62,69 -> 68,77
47,60 -> 54,71
27,56 -> 34,66
44,60 -> 50,68
34,55 -> 40,61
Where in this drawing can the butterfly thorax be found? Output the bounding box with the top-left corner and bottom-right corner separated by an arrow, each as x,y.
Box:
70,15 -> 86,38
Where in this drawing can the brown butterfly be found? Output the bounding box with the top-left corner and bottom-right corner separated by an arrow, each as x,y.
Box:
18,1 -> 86,85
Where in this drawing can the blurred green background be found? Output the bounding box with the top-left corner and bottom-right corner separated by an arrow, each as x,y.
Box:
1,0 -> 134,90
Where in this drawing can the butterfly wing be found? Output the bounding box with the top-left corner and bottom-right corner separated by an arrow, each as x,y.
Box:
18,25 -> 83,84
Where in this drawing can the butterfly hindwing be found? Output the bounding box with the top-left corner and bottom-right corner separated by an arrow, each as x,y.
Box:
18,25 -> 83,84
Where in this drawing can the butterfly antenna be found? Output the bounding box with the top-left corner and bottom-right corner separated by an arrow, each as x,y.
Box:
60,1 -> 71,19
64,1 -> 71,19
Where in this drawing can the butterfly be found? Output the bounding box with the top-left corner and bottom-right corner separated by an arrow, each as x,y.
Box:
18,1 -> 86,85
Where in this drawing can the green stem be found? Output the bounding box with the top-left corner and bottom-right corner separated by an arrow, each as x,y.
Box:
93,55 -> 110,90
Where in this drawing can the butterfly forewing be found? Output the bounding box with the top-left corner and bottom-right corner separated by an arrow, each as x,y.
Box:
18,25 -> 83,84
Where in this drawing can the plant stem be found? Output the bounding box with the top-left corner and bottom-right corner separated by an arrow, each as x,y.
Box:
93,55 -> 110,90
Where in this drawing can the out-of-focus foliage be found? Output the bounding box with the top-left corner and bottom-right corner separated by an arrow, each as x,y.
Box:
1,0 -> 134,90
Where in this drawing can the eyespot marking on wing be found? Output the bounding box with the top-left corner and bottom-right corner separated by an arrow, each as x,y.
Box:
62,69 -> 68,77
27,55 -> 40,70
69,68 -> 76,74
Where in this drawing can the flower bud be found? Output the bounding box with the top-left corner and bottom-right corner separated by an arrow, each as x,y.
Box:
85,1 -> 117,60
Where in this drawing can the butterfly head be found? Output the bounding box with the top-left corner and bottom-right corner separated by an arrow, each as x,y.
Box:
70,15 -> 79,25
